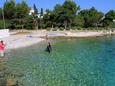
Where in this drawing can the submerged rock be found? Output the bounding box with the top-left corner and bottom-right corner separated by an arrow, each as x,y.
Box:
13,73 -> 24,78
0,78 -> 7,86
0,71 -> 5,77
0,64 -> 6,71
7,79 -> 16,86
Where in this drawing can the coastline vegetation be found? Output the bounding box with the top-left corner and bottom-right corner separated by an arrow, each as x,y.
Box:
0,0 -> 115,31
0,1 -> 115,86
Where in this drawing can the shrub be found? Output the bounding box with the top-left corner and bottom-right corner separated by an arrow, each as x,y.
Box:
0,20 -> 4,29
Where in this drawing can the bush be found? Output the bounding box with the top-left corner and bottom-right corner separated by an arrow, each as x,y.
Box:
76,27 -> 82,30
59,27 -> 64,31
0,20 -> 10,29
46,28 -> 51,31
0,20 -> 4,29
71,27 -> 77,30
52,28 -> 57,31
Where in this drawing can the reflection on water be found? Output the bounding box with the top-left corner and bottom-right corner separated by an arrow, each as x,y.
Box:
2,35 -> 115,86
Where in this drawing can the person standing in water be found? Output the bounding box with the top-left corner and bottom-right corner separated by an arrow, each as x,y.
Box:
0,40 -> 5,57
46,42 -> 52,53
44,33 -> 52,53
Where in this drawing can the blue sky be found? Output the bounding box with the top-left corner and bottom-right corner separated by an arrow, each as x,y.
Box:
0,0 -> 115,13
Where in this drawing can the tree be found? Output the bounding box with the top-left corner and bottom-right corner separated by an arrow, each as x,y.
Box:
40,8 -> 43,17
1,0 -> 30,29
53,4 -> 63,28
75,14 -> 84,27
4,0 -> 16,19
24,16 -> 35,29
16,1 -> 30,18
79,7 -> 104,28
33,4 -> 38,15
33,4 -> 38,29
105,10 -> 115,21
0,8 -> 2,19
103,10 -> 115,27
0,8 -> 6,29
43,9 -> 52,28
53,1 -> 79,29
11,1 -> 30,29
62,1 -> 78,29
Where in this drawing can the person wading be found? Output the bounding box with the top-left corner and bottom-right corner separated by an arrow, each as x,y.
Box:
0,40 -> 5,57
45,42 -> 52,53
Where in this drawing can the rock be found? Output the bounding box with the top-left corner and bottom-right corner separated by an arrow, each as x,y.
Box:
7,79 -> 16,86
0,58 -> 3,63
0,64 -> 6,71
0,71 -> 5,77
0,78 -> 6,86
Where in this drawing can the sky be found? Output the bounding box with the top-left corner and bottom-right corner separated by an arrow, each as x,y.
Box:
0,0 -> 115,13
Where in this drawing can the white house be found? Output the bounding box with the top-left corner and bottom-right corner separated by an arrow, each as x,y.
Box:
29,9 -> 34,15
29,8 -> 47,19
113,19 -> 115,22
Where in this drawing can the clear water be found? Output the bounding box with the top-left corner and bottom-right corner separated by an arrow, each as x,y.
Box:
4,35 -> 115,86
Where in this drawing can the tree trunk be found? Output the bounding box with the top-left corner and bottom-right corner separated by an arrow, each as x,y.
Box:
64,20 -> 67,30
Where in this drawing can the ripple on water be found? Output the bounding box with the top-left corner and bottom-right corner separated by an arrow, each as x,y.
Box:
4,35 -> 115,86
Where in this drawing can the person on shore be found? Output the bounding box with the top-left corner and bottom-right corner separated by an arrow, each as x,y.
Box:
45,42 -> 52,53
0,40 -> 5,57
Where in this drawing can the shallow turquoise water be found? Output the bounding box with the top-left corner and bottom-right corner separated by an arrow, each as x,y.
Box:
5,35 -> 115,86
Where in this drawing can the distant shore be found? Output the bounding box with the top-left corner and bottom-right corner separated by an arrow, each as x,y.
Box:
1,30 -> 115,50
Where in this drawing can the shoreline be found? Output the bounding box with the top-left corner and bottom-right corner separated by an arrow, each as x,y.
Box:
1,30 -> 115,50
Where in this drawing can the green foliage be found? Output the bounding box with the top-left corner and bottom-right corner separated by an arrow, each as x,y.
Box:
8,19 -> 21,29
77,26 -> 82,30
62,1 -> 79,27
109,22 -> 115,28
52,1 -> 79,29
59,27 -> 64,30
53,4 -> 62,26
33,4 -> 38,15
0,0 -> 115,30
16,1 -> 30,18
24,17 -> 34,30
40,8 -> 43,17
8,16 -> 34,30
105,10 -> 115,20
4,0 -> 16,19
79,7 -> 104,27
0,19 -> 10,29
103,10 -> 115,27
43,9 -> 53,28
3,0 -> 30,29
0,8 -> 2,19
46,28 -> 51,31
75,14 -> 84,27
0,20 -> 4,29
